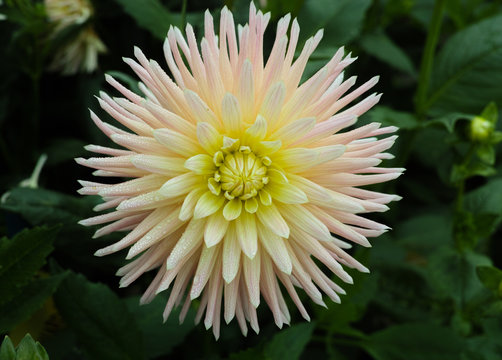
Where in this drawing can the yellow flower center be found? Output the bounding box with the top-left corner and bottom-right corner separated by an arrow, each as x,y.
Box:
208,140 -> 271,201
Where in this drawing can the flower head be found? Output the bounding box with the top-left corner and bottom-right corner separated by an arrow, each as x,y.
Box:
77,3 -> 402,338
45,0 -> 106,75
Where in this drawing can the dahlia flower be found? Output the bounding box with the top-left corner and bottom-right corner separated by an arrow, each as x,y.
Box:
77,4 -> 402,338
46,0 -> 106,75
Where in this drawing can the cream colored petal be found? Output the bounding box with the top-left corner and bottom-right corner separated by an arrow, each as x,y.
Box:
127,207 -> 185,259
221,92 -> 242,137
222,223 -> 241,283
184,89 -> 220,128
279,204 -> 332,242
197,122 -> 223,154
244,114 -> 267,142
235,210 -> 258,259
271,117 -> 316,145
256,203 -> 289,238
259,81 -> 285,129
131,154 -> 186,176
166,218 -> 205,270
153,128 -> 203,157
224,271 -> 240,324
179,186 -> 206,221
266,181 -> 308,204
190,242 -> 221,299
243,248 -> 261,308
204,210 -> 229,247
257,222 -> 292,274
238,59 -> 254,123
273,148 -> 319,171
159,172 -> 201,198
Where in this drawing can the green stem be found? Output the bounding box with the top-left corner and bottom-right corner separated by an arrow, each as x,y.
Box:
181,0 -> 188,29
415,0 -> 447,117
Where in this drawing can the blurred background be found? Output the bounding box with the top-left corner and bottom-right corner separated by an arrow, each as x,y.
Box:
1,0 -> 502,359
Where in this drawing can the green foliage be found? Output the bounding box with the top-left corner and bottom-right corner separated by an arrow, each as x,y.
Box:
124,296 -> 196,359
1,187 -> 99,227
298,0 -> 371,46
53,271 -> 144,360
0,272 -> 67,333
477,266 -> 502,296
263,323 -> 315,360
111,0 -> 180,39
0,334 -> 49,360
0,226 -> 59,306
363,323 -> 466,360
427,14 -> 502,115
359,31 -> 416,76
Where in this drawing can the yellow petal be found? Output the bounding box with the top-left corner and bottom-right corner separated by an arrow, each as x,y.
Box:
185,154 -> 216,174
194,191 -> 225,219
223,198 -> 242,221
245,197 -> 259,213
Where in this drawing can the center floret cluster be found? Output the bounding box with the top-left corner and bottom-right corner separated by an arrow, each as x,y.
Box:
208,137 -> 272,214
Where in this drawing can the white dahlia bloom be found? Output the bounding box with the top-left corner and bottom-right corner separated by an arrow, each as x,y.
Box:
77,4 -> 403,339
45,0 -> 106,75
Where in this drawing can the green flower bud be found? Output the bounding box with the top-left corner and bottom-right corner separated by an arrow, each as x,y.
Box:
470,116 -> 494,142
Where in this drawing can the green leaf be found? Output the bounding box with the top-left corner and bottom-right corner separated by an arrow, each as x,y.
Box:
264,0 -> 305,19
263,323 -> 315,360
480,102 -> 499,124
0,334 -> 50,360
427,14 -> 502,115
298,0 -> 371,46
54,272 -> 144,360
0,226 -> 59,306
15,333 -> 49,360
0,336 -> 16,360
465,178 -> 502,214
111,0 -> 179,39
124,295 -> 196,359
477,266 -> 502,296
427,248 -> 491,304
427,112 -> 473,133
228,347 -> 264,360
364,323 -> 466,360
43,138 -> 87,166
0,272 -> 67,333
1,187 -> 99,227
451,161 -> 497,183
397,211 -> 453,252
359,31 -> 416,75
476,144 -> 495,165
368,106 -> 419,130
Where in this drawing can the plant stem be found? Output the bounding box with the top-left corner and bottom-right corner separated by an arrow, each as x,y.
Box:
181,0 -> 188,29
415,0 -> 447,117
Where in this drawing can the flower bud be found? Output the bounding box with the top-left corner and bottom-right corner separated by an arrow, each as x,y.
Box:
470,116 -> 494,142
